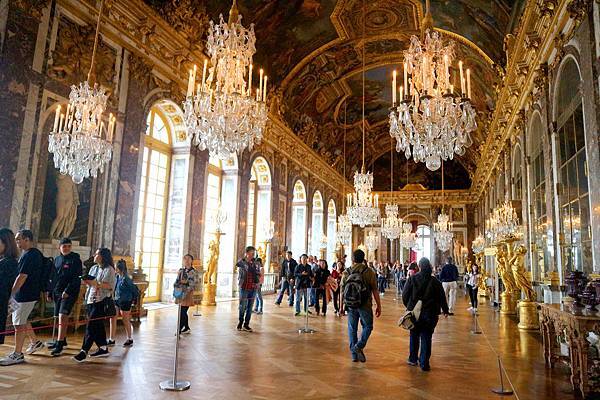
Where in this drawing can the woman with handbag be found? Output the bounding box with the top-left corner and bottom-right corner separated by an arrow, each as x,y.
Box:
73,248 -> 116,363
465,264 -> 481,313
174,254 -> 197,334
401,257 -> 448,372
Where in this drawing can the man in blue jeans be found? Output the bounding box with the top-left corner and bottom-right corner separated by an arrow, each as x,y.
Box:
341,249 -> 381,363
236,246 -> 258,332
294,254 -> 313,316
275,251 -> 296,307
402,257 -> 449,371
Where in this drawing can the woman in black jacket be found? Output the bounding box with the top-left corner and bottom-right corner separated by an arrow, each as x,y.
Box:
402,257 -> 449,371
0,228 -> 19,345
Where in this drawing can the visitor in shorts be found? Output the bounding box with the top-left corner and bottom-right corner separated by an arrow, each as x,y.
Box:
1,230 -> 45,366
47,237 -> 82,356
108,260 -> 135,347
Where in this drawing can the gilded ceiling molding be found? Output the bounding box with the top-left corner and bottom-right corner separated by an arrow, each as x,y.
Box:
471,0 -> 588,198
376,190 -> 477,206
58,0 -> 207,95
264,115 -> 346,197
11,0 -> 48,19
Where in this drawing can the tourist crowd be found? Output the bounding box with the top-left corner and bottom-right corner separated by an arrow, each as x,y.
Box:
0,226 -> 479,372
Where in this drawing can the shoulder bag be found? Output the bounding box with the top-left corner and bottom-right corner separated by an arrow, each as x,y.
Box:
398,278 -> 433,330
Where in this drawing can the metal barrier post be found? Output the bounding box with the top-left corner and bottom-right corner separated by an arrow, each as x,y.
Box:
159,303 -> 191,391
298,289 -> 315,334
491,356 -> 514,396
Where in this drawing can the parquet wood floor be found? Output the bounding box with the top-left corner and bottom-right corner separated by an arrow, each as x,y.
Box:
0,292 -> 577,400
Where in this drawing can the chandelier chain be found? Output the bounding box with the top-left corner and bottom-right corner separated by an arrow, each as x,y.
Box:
87,0 -> 104,83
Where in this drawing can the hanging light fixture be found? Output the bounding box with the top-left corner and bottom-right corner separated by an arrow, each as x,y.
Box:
388,0 -> 476,171
381,138 -> 402,240
433,162 -> 454,251
337,102 -> 353,246
399,157 -> 418,250
472,234 -> 485,254
48,0 -> 115,184
486,200 -> 520,243
348,0 -> 380,228
183,0 -> 268,159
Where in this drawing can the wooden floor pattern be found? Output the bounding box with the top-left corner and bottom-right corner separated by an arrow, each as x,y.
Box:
0,291 -> 577,400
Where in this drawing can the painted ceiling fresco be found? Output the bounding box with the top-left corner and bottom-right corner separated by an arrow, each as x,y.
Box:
371,152 -> 472,191
146,0 -> 516,188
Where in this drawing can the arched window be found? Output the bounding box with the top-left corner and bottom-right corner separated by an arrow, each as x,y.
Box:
327,199 -> 337,263
512,145 -> 523,201
246,157 -> 272,262
291,180 -> 307,257
135,107 -> 172,301
555,58 -> 591,272
416,225 -> 432,262
529,112 -> 548,282
310,191 -> 324,256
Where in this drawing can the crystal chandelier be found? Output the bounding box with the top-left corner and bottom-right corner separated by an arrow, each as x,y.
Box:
472,234 -> 485,254
388,0 -> 476,171
381,204 -> 402,240
381,141 -> 402,240
336,102 -> 353,246
366,230 -> 379,253
48,0 -> 114,184
400,222 -> 418,250
433,162 -> 453,251
183,0 -> 268,159
486,201 -> 520,243
348,1 -> 380,228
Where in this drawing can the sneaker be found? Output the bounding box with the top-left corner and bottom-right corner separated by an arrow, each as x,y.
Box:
48,338 -> 67,349
242,325 -> 253,332
89,348 -> 109,358
25,340 -> 44,355
0,352 -> 25,366
307,310 -> 313,315
72,350 -> 87,363
123,339 -> 134,347
354,346 -> 366,363
407,360 -> 418,366
106,340 -> 116,346
180,327 -> 190,334
294,312 -> 301,316
421,365 -> 431,372
351,352 -> 358,362
237,322 -> 243,331
51,343 -> 65,357
448,312 -> 455,316
467,307 -> 473,311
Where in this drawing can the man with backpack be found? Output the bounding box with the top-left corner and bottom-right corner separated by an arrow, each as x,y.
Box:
402,257 -> 449,371
341,249 -> 381,363
0,230 -> 46,366
47,238 -> 82,356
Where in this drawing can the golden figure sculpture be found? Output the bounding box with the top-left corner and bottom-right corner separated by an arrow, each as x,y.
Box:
496,245 -> 517,293
475,252 -> 487,292
510,244 -> 536,302
257,245 -> 266,262
203,239 -> 219,285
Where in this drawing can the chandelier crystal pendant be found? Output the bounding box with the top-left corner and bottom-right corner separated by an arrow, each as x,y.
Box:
400,222 -> 418,250
348,0 -> 380,228
48,0 -> 115,184
433,162 -> 454,251
388,0 -> 476,171
183,0 -> 268,159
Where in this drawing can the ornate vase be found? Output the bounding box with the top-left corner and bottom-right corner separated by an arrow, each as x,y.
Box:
565,270 -> 588,307
581,284 -> 597,310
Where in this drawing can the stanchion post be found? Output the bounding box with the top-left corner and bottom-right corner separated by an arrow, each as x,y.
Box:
298,288 -> 315,334
471,313 -> 482,335
491,356 -> 513,396
46,315 -> 57,346
159,303 -> 191,392
193,301 -> 202,317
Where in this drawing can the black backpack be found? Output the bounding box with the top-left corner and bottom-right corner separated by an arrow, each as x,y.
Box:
343,265 -> 368,309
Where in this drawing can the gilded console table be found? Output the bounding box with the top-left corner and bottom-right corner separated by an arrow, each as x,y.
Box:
539,303 -> 600,396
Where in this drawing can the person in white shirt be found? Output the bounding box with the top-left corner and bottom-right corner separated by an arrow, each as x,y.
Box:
465,265 -> 481,313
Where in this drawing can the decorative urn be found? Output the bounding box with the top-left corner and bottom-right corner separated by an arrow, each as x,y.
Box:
565,270 -> 588,307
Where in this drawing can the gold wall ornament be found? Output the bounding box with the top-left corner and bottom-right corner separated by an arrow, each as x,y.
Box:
11,0 -> 48,20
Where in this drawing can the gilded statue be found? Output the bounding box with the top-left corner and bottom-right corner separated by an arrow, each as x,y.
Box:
510,245 -> 536,302
50,173 -> 79,239
453,240 -> 462,269
257,245 -> 266,262
496,246 -> 517,293
475,253 -> 487,292
203,239 -> 219,285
